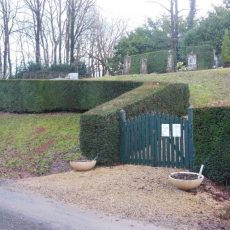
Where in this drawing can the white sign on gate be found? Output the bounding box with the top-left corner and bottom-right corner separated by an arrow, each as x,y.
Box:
161,124 -> 170,137
173,124 -> 181,137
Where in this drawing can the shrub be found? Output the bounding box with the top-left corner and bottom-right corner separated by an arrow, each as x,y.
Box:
50,62 -> 88,77
0,80 -> 141,113
80,83 -> 190,164
15,62 -> 42,79
16,62 -> 88,79
130,50 -> 169,74
186,44 -> 214,70
50,64 -> 76,72
193,107 -> 230,184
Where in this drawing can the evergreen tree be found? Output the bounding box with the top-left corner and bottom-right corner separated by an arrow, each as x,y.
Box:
221,29 -> 230,67
187,0 -> 196,30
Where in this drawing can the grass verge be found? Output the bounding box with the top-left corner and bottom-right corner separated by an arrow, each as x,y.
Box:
0,112 -> 80,178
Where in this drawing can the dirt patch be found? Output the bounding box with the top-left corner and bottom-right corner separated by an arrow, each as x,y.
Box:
34,127 -> 46,134
34,139 -> 55,155
50,159 -> 70,174
10,165 -> 230,230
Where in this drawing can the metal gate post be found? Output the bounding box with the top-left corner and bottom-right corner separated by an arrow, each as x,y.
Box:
188,106 -> 194,169
119,109 -> 126,163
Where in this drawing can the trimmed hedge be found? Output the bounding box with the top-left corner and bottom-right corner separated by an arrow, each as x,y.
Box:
193,107 -> 230,184
130,50 -> 169,74
0,80 -> 141,113
80,83 -> 190,164
186,44 -> 213,70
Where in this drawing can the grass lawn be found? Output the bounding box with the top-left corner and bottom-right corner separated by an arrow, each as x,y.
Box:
0,113 -> 80,178
99,68 -> 230,108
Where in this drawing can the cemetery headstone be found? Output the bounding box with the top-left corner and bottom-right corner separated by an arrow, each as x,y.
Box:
187,51 -> 197,70
167,50 -> 174,72
123,55 -> 131,75
140,58 -> 148,74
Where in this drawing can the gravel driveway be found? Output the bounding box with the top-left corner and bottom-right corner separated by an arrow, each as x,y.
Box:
9,165 -> 230,230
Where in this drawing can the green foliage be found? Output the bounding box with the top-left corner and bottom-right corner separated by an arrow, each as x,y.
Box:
186,44 -> 213,69
193,108 -> 230,184
27,62 -> 42,71
110,19 -> 171,73
221,29 -> 230,67
183,6 -> 230,53
0,80 -> 140,113
50,63 -> 88,77
115,26 -> 170,57
50,64 -> 76,72
80,83 -> 190,164
16,62 -> 42,79
130,50 -> 169,74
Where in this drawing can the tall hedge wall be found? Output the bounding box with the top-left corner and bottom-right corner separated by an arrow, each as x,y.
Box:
193,107 -> 230,184
130,50 -> 169,74
80,83 -> 190,164
186,44 -> 213,70
0,80 -> 141,112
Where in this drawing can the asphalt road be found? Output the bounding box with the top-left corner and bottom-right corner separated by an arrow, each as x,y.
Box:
0,185 -> 170,230
0,207 -> 50,230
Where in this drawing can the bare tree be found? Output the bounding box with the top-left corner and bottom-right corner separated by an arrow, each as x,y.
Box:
46,0 -> 66,65
88,17 -> 127,76
24,0 -> 46,64
65,0 -> 95,64
40,21 -> 49,66
0,0 -> 19,78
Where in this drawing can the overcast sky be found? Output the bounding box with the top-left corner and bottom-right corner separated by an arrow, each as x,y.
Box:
96,0 -> 223,29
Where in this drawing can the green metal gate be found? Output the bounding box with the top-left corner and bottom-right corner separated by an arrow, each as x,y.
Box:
119,108 -> 194,169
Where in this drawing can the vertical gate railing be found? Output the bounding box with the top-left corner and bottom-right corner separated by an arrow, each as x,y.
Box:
119,107 -> 194,169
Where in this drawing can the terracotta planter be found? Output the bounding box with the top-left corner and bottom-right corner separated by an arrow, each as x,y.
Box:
169,172 -> 204,191
70,160 -> 96,171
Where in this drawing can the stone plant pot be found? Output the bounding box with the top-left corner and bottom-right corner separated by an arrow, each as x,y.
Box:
70,160 -> 96,171
169,172 -> 204,191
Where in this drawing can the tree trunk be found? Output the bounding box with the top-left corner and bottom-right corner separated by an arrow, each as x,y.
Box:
54,44 -> 58,65
69,7 -> 75,64
35,7 -> 41,64
174,0 -> 179,64
0,47 -> 2,79
65,2 -> 70,64
3,36 -> 8,78
8,40 -> 12,77
170,0 -> 175,71
58,0 -> 63,64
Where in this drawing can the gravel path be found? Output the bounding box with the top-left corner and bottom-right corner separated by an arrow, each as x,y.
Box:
10,165 -> 230,230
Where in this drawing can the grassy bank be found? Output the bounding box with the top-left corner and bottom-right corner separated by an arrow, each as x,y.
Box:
0,113 -> 80,178
97,68 -> 230,108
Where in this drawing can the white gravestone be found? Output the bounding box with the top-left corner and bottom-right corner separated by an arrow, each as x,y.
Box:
187,52 -> 197,70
